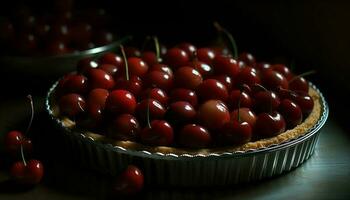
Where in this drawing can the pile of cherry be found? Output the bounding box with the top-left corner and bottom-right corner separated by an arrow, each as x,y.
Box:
54,40 -> 314,149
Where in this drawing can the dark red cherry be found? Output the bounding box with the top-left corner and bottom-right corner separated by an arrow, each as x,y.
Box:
87,69 -> 115,90
170,88 -> 198,107
10,160 -> 44,185
108,114 -> 140,141
87,88 -> 109,108
93,30 -> 114,46
45,39 -> 69,55
113,165 -> 144,196
99,52 -> 124,67
124,47 -> 141,57
291,92 -> 314,117
254,62 -> 271,71
76,57 -> 98,74
140,120 -> 173,146
60,74 -> 88,94
178,124 -> 211,148
58,93 -> 85,117
136,99 -> 166,123
255,111 -> 286,138
13,33 -> 37,55
231,108 -> 257,127
105,90 -> 136,115
4,131 -> 32,156
48,23 -> 70,40
197,100 -> 230,130
187,60 -> 213,78
261,69 -> 289,90
238,52 -> 256,67
177,42 -> 197,57
149,63 -> 174,79
253,91 -> 280,113
220,121 -> 252,145
174,67 -> 203,90
115,75 -> 143,96
98,64 -> 119,76
127,57 -> 149,77
272,64 -> 293,80
164,47 -> 189,69
196,48 -> 215,64
139,88 -> 168,106
289,77 -> 309,93
196,79 -> 228,102
236,67 -> 261,87
212,55 -> 239,78
143,71 -> 173,91
141,51 -> 159,66
228,90 -> 252,109
211,75 -> 233,91
278,99 -> 303,128
165,101 -> 196,125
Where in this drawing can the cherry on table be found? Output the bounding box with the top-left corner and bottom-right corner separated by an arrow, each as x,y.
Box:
174,67 -> 203,90
196,79 -> 228,102
10,159 -> 44,185
178,124 -> 211,148
4,131 -> 32,156
113,165 -> 144,196
255,111 -> 286,138
197,100 -> 230,130
278,99 -> 303,128
105,90 -> 136,115
140,120 -> 174,146
108,114 -> 140,141
169,88 -> 198,107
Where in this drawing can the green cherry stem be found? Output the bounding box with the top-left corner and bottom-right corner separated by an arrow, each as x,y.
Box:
213,21 -> 238,59
153,36 -> 160,62
120,45 -> 129,81
289,70 -> 316,84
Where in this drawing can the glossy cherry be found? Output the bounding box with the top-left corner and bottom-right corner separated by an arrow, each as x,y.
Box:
164,47 -> 189,69
261,69 -> 289,90
212,55 -> 239,78
187,59 -> 213,78
98,64 -> 119,76
136,99 -> 166,123
289,77 -> 309,93
228,90 -> 252,109
139,88 -> 168,106
59,74 -> 88,94
291,92 -> 314,117
272,64 -> 293,80
169,88 -> 198,107
177,42 -> 197,57
255,111 -> 286,138
87,68 -> 115,90
231,108 -> 257,127
278,99 -> 303,128
108,114 -> 140,141
113,165 -> 144,196
143,71 -> 173,91
140,120 -> 174,146
76,57 -> 98,74
115,75 -> 143,96
10,159 -> 44,185
236,67 -> 261,87
99,52 -> 124,67
196,48 -> 215,64
105,90 -> 136,115
238,52 -> 256,67
196,79 -> 228,102
58,93 -> 86,117
197,100 -> 230,130
253,90 -> 280,113
254,62 -> 271,71
141,51 -> 158,66
127,57 -> 149,77
4,131 -> 32,156
220,121 -> 252,145
149,63 -> 174,79
174,67 -> 203,90
212,75 -> 233,91
178,124 -> 211,148
165,101 -> 196,126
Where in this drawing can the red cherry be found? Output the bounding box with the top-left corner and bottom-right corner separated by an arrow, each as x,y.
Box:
165,101 -> 196,126
164,48 -> 189,69
197,100 -> 230,130
108,114 -> 140,141
141,51 -> 158,66
136,99 -> 166,124
220,121 -> 252,145
196,79 -> 228,102
124,47 -> 141,57
253,91 -> 280,113
99,52 -> 124,67
105,90 -> 136,115
45,39 -> 69,55
212,55 -> 239,78
211,75 -> 233,91
169,88 -> 198,107
228,90 -> 252,109
113,165 -> 144,196
143,71 -> 173,91
278,99 -> 303,128
174,67 -> 203,90
58,93 -> 86,117
76,57 -> 98,74
236,67 -> 261,87
261,69 -> 289,90
149,63 -> 174,79
177,42 -> 197,57
231,108 -> 257,127
10,160 -> 44,185
115,75 -> 143,96
127,57 -> 149,77
187,59 -> 213,78
87,69 -> 115,90
196,48 -> 215,64
255,111 -> 286,138
254,62 -> 271,71
178,124 -> 211,148
291,92 -> 314,117
98,64 -> 119,76
93,30 -> 114,46
272,64 -> 293,80
59,74 -> 88,94
87,88 -> 109,108
139,88 -> 168,106
140,120 -> 174,146
289,77 -> 309,93
238,52 -> 256,67
4,131 -> 32,155
48,23 -> 70,40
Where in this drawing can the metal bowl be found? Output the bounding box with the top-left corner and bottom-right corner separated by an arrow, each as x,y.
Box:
0,36 -> 130,76
45,81 -> 328,187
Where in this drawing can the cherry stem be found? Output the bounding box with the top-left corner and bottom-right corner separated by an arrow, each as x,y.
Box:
255,84 -> 273,113
77,101 -> 85,112
213,21 -> 238,59
120,45 -> 129,81
153,36 -> 160,62
25,95 -> 34,136
20,144 -> 27,166
289,70 -> 316,84
146,94 -> 152,128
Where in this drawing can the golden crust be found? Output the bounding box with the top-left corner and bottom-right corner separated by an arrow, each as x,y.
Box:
53,87 -> 322,156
